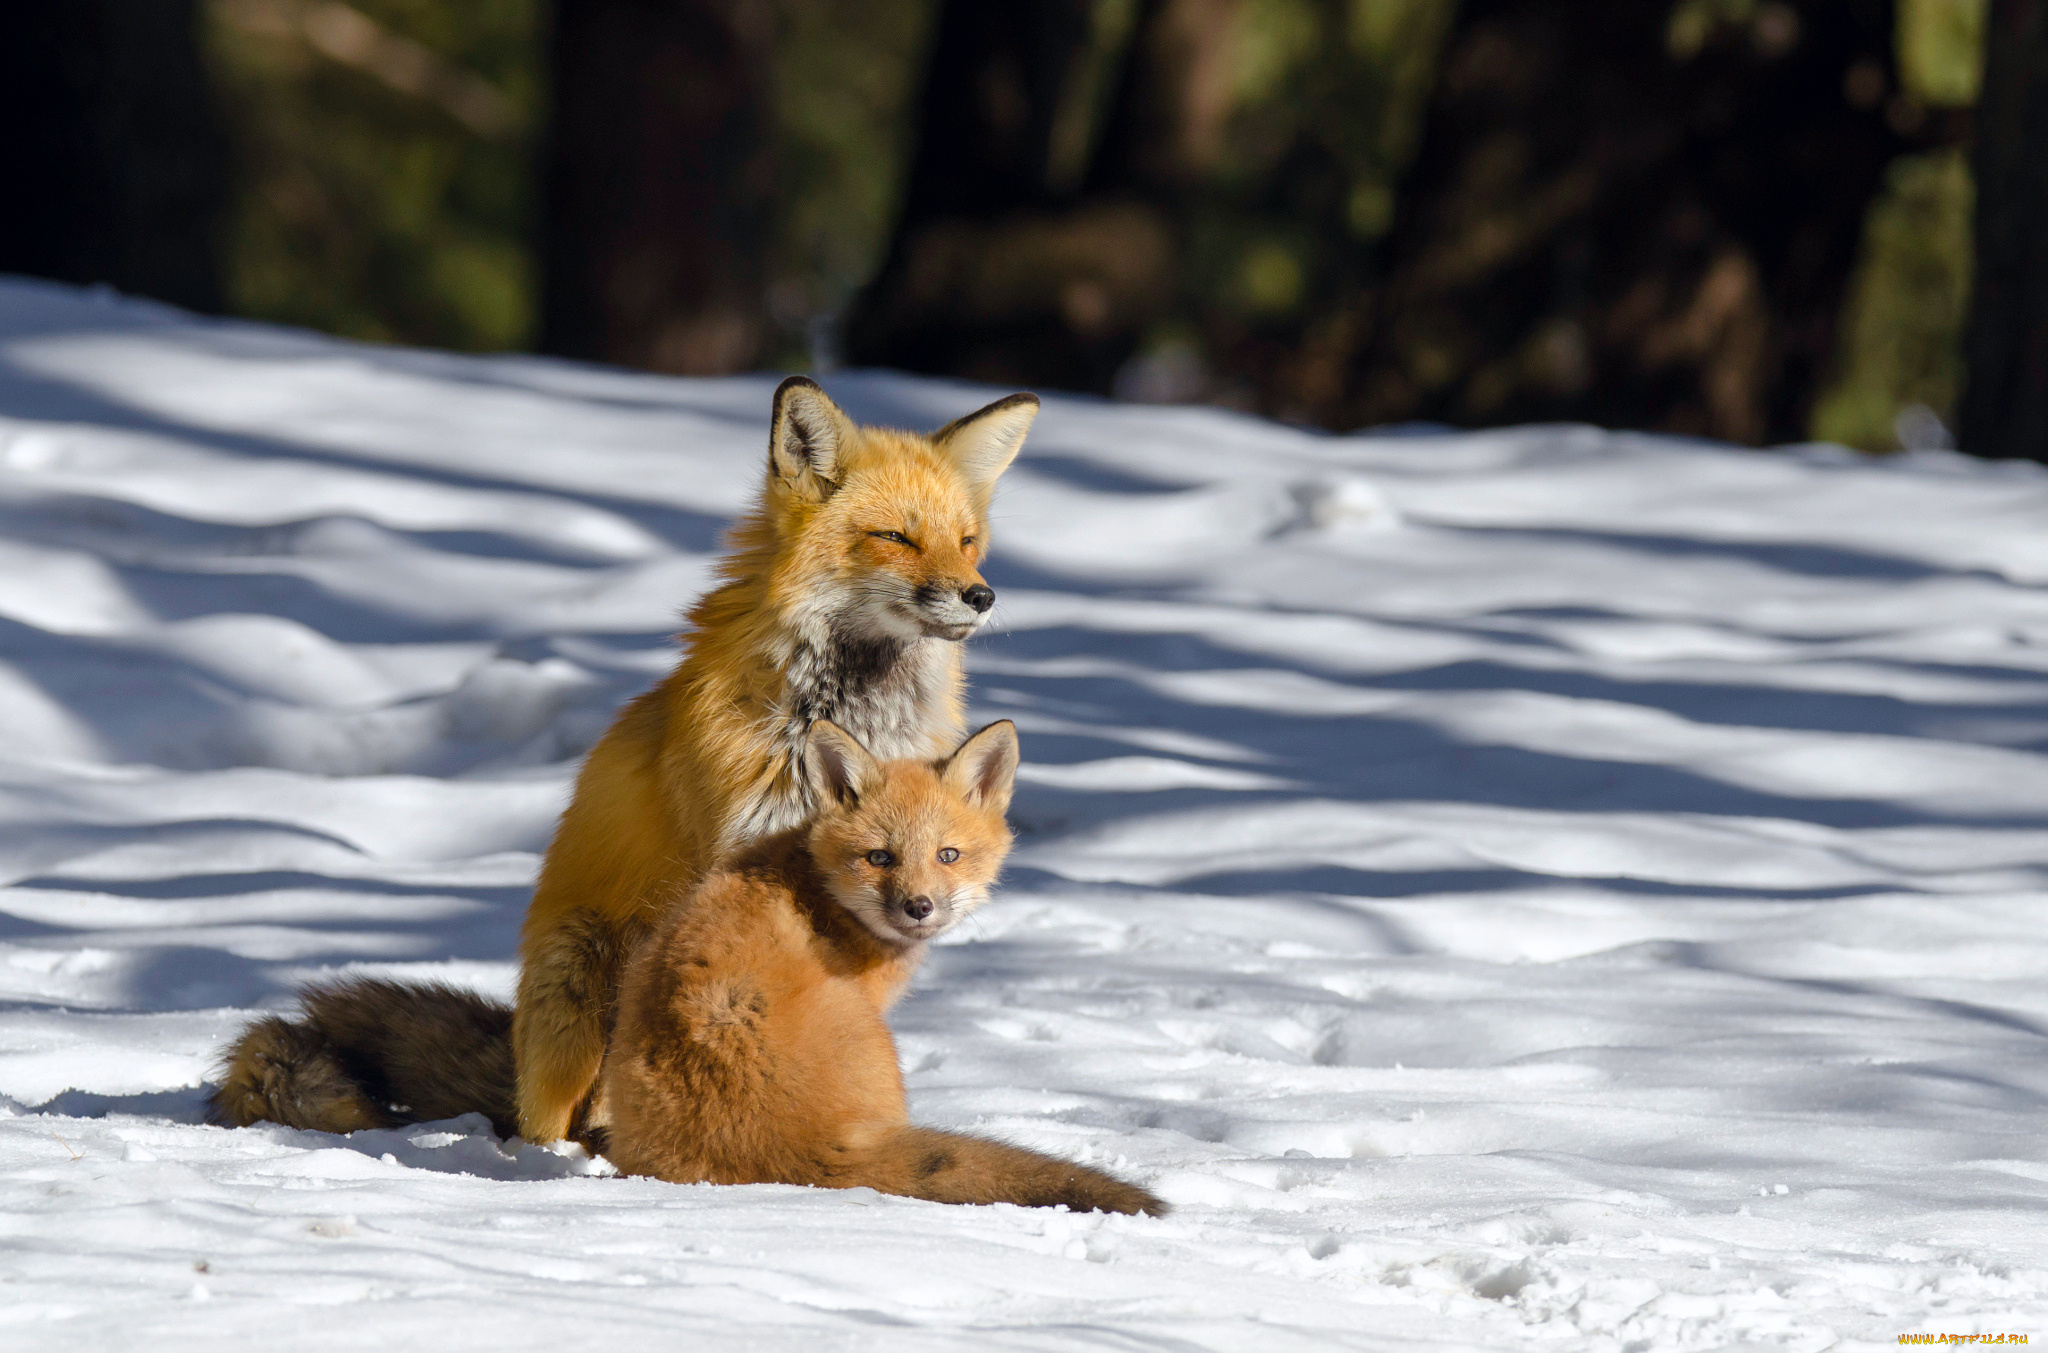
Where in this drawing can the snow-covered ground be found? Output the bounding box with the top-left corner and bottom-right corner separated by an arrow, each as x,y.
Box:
1,276 -> 2044,1351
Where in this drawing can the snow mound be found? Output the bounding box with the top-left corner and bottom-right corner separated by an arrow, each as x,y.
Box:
2,276 -> 2045,1349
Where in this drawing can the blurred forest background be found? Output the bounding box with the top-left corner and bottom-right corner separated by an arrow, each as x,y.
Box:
2,0 -> 2043,455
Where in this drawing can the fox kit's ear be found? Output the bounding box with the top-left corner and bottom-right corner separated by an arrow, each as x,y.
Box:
806,718 -> 885,808
935,393 -> 1037,497
769,376 -> 857,500
941,719 -> 1020,817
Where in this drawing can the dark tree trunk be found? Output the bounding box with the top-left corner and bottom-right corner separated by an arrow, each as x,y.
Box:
1352,0 -> 1904,444
539,0 -> 775,374
1959,0 -> 2048,459
844,0 -> 1175,391
0,0 -> 224,311
890,0 -> 1097,223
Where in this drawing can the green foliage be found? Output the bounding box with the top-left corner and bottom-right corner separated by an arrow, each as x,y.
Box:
1810,148 -> 1974,450
1898,0 -> 1986,105
1808,0 -> 1985,449
203,0 -> 931,363
203,0 -> 542,351
191,0 -> 1985,450
1130,0 -> 1456,414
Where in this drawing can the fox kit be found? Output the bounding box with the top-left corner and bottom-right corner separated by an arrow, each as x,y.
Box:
602,717 -> 1163,1216
517,378 -> 1039,1143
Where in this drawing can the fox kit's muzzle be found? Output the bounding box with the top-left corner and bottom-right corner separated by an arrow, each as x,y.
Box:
879,887 -> 951,941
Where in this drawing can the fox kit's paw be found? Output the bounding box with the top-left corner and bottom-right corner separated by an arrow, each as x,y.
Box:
1056,1164 -> 1168,1217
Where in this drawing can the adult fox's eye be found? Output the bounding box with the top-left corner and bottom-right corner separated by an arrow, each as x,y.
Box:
869,530 -> 914,547
866,849 -> 895,868
937,847 -> 959,864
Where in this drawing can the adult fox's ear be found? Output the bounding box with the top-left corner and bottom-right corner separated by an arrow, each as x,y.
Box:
941,719 -> 1020,817
769,376 -> 857,500
806,718 -> 884,808
934,393 -> 1037,498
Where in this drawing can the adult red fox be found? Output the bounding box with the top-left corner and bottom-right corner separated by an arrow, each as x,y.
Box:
515,378 -> 1038,1143
211,381 -> 1038,1147
600,717 -> 1163,1215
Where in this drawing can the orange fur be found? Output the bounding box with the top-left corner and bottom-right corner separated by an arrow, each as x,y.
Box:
601,719 -> 1164,1216
515,379 -> 1039,1142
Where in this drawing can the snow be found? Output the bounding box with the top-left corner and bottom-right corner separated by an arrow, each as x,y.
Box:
1,275 -> 2045,1350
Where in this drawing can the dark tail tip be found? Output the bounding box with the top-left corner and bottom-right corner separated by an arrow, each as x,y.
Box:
209,1013 -> 392,1134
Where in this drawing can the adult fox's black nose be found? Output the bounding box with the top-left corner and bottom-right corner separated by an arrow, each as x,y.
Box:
902,896 -> 935,920
961,584 -> 995,613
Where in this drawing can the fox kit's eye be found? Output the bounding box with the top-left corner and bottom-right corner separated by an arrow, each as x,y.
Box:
936,847 -> 960,864
866,849 -> 895,868
960,536 -> 977,549
869,530 -> 916,548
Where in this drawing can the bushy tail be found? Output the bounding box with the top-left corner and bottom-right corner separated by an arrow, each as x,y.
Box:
842,1125 -> 1166,1216
209,978 -> 516,1140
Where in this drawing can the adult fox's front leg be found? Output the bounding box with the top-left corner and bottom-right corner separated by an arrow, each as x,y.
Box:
513,909 -> 630,1142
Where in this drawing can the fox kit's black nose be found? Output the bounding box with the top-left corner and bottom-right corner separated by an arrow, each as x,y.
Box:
962,584 -> 995,614
902,896 -> 935,920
